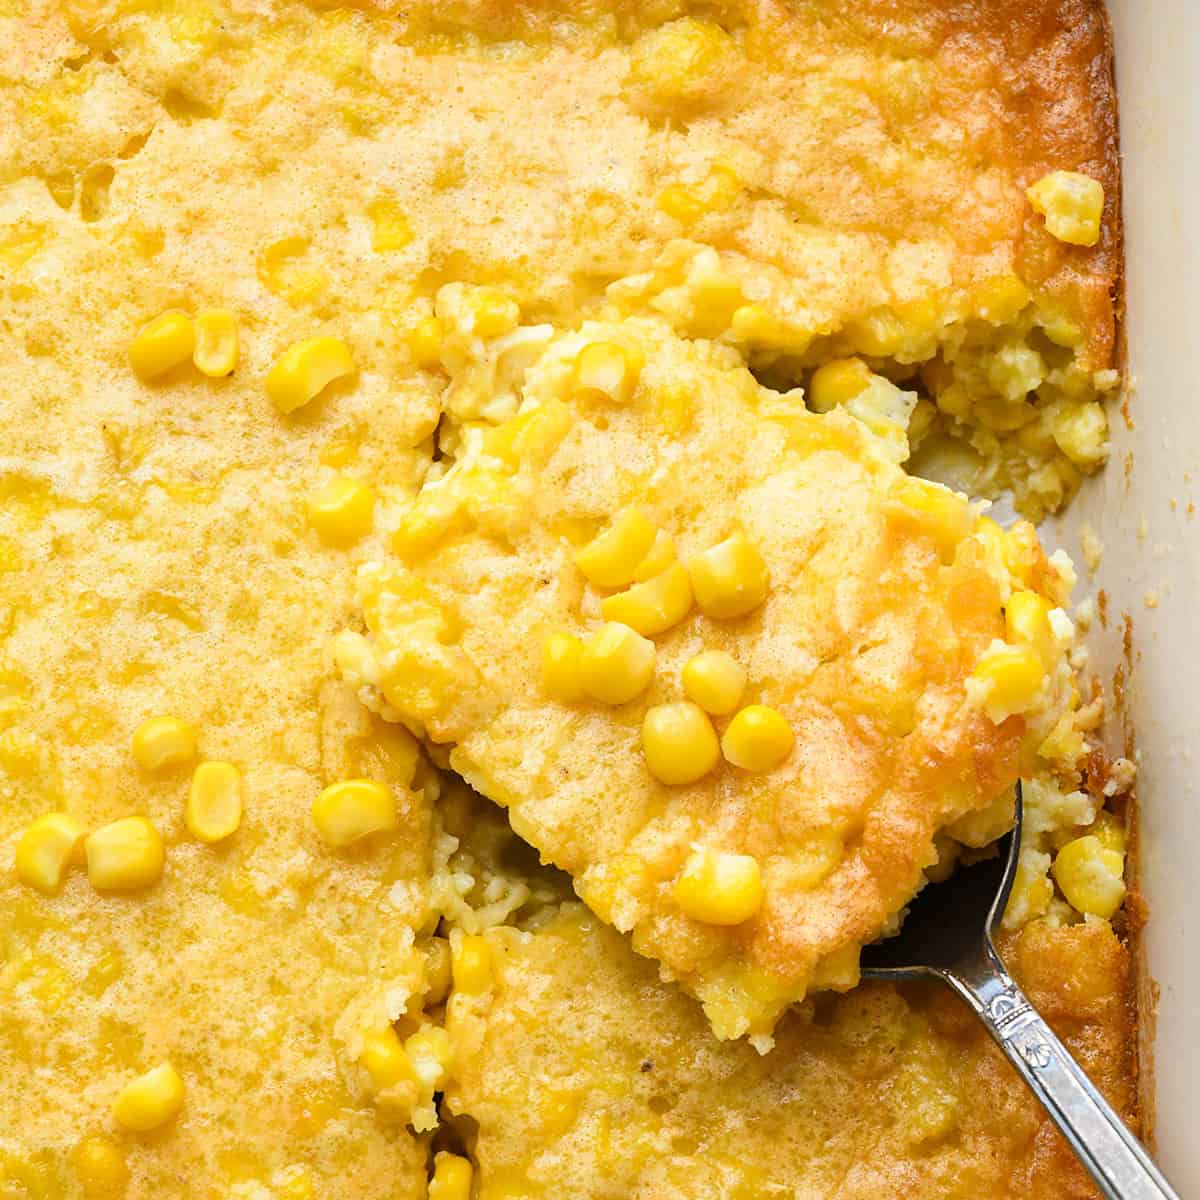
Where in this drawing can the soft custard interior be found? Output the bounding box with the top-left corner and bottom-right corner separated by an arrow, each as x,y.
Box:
604,238 -> 1119,521
0,0 -> 1129,1195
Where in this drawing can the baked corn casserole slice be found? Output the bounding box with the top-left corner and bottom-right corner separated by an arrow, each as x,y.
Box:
340,310 -> 1096,1041
0,0 -> 1133,1194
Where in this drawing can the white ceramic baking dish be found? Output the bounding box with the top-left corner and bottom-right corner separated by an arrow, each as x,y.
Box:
1050,4 -> 1200,1188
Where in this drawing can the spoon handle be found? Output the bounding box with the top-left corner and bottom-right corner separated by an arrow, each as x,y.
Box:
947,943 -> 1177,1200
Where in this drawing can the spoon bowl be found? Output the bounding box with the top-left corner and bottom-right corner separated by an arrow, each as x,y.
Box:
861,784 -> 1177,1200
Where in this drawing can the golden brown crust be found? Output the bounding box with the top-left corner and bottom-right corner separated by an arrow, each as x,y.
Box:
740,0 -> 1121,369
2,0 -> 1118,362
1001,920 -> 1139,1190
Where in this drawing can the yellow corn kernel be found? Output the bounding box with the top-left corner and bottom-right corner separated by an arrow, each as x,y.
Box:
1041,309 -> 1085,348
652,379 -> 696,435
970,643 -> 1046,722
191,308 -> 238,377
656,164 -> 740,224
129,310 -> 195,380
405,1024 -> 453,1088
483,398 -> 573,470
15,812 -> 86,894
703,162 -> 741,208
972,515 -> 1009,569
275,1166 -> 315,1200
627,18 -> 734,109
908,396 -> 937,444
406,316 -> 444,369
673,845 -> 764,926
257,236 -> 325,305
681,650 -> 746,716
43,170 -> 75,210
74,1135 -> 128,1197
359,1026 -> 415,1091
578,622 -> 656,705
786,830 -> 846,890
186,760 -> 242,844
1052,401 -> 1108,467
721,704 -> 795,771
847,309 -> 909,358
572,341 -> 642,404
574,508 -> 658,589
367,196 -> 413,251
306,476 -> 375,545
600,562 -> 693,636
974,394 -> 1035,433
808,357 -> 872,413
687,532 -> 769,620
641,701 -> 720,785
266,337 -> 355,414
466,287 -> 520,339
728,303 -> 801,352
1026,170 -> 1105,247
1053,834 -> 1126,919
312,779 -> 397,847
933,380 -> 971,419
1006,849 -> 1055,928
1005,521 -> 1042,589
1091,809 -> 1127,856
920,357 -> 953,400
131,715 -> 197,772
973,274 -> 1031,324
632,529 -> 677,582
542,631 -> 584,703
975,515 -> 1039,588
891,477 -> 971,561
656,182 -> 706,223
112,1063 -> 184,1133
423,937 -> 453,1005
1005,589 -> 1056,668
1057,362 -> 1098,402
429,1152 -> 473,1200
452,933 -> 492,994
85,817 -> 165,892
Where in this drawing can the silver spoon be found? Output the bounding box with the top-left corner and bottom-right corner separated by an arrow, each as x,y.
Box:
860,784 -> 1178,1200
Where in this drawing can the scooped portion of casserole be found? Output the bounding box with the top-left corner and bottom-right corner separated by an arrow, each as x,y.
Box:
338,309 -> 1097,1041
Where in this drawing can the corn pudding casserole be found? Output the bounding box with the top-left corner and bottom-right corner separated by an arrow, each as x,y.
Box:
0,0 -> 1133,1197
